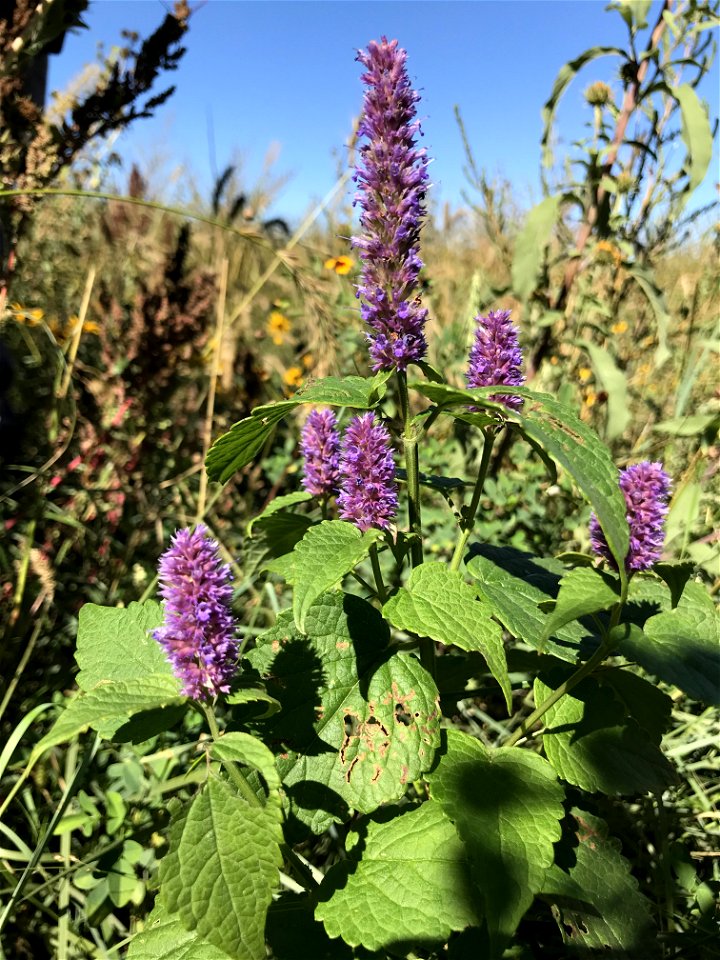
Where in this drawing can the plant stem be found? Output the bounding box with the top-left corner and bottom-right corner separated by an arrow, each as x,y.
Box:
504,633 -> 616,748
370,543 -> 388,604
449,428 -> 495,572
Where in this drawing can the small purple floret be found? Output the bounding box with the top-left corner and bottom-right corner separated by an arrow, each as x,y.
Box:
301,409 -> 341,497
466,309 -> 525,411
590,461 -> 672,572
337,413 -> 398,532
153,525 -> 238,699
353,37 -> 430,371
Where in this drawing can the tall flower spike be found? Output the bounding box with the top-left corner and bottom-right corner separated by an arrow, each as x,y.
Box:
353,37 -> 430,371
301,408 -> 341,497
590,461 -> 672,572
153,525 -> 238,699
337,413 -> 398,532
466,309 -> 525,411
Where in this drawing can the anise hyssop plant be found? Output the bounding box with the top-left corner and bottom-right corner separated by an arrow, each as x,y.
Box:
33,35 -> 719,960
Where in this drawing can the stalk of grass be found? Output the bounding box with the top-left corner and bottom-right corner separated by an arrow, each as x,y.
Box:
197,257 -> 229,521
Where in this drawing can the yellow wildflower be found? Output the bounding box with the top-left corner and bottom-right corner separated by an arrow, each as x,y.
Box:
595,240 -> 622,267
267,311 -> 291,345
324,255 -> 354,276
578,367 -> 593,383
11,304 -> 45,326
83,320 -> 100,335
283,366 -> 303,389
584,390 -> 597,409
611,320 -> 628,335
302,353 -> 314,369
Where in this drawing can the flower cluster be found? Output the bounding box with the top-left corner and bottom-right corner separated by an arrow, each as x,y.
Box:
353,37 -> 430,371
337,413 -> 398,532
301,409 -> 341,497
153,525 -> 238,699
466,309 -> 525,411
590,461 -> 672,572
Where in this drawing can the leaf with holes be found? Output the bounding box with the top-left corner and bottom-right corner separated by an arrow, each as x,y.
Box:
383,562 -> 511,712
246,592 -> 440,832
160,778 -> 282,960
316,801 -> 480,952
427,730 -> 564,957
541,567 -> 619,642
408,383 -> 629,578
467,547 -> 595,663
540,808 -> 654,953
624,582 -> 720,705
534,673 -> 675,794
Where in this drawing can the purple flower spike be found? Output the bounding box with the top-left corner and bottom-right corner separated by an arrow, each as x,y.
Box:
301,409 -> 341,497
590,461 -> 672,573
353,37 -> 430,371
153,525 -> 238,699
337,413 -> 398,532
466,309 -> 525,411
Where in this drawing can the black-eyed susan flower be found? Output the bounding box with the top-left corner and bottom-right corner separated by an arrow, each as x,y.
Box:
283,366 -> 303,389
324,255 -> 354,275
267,311 -> 291,346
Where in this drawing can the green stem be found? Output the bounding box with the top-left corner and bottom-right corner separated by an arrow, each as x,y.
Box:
370,544 -> 388,604
449,428 -> 495,573
504,634 -> 616,748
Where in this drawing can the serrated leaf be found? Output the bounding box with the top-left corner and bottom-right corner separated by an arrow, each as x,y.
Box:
542,567 -> 620,642
601,668 -> 673,741
427,730 -> 564,955
127,901 -> 233,959
535,674 -> 675,794
75,600 -> 171,691
540,808 -> 654,953
676,82 -> 713,192
289,521 -> 384,633
511,194 -> 562,301
315,801 -> 480,951
206,401 -> 296,484
32,676 -> 184,761
160,778 -> 282,960
211,732 -> 281,792
467,546 -> 596,663
247,491 -> 313,536
577,340 -> 630,440
206,376 -> 387,483
624,582 -> 720,705
653,561 -> 696,607
246,592 -> 440,832
383,562 -> 511,712
226,687 -> 281,718
408,383 -> 629,578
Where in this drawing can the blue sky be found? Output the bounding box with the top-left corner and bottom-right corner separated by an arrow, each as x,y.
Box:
49,0 -> 719,221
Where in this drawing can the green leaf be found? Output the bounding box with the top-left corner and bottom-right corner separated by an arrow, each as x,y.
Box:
206,376 -> 388,483
211,732 -> 281,792
577,340 -> 630,441
540,808 -> 654,952
676,83 -> 713,192
542,567 -> 619,642
427,730 -> 564,955
246,491 -> 313,536
467,547 -> 595,663
626,264 -> 671,367
206,401 -> 296,484
226,687 -> 281,718
534,673 -> 676,794
249,512 -> 315,559
653,561 -> 696,608
541,46 -> 626,168
315,801 -> 481,951
408,383 -> 629,578
624,582 -> 720,705
127,901 -> 233,959
32,675 -> 184,761
160,778 -> 282,960
511,194 -> 562,301
246,592 -> 440,832
266,895 -> 355,960
383,562 -> 511,712
289,521 -> 384,633
75,600 -> 172,691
